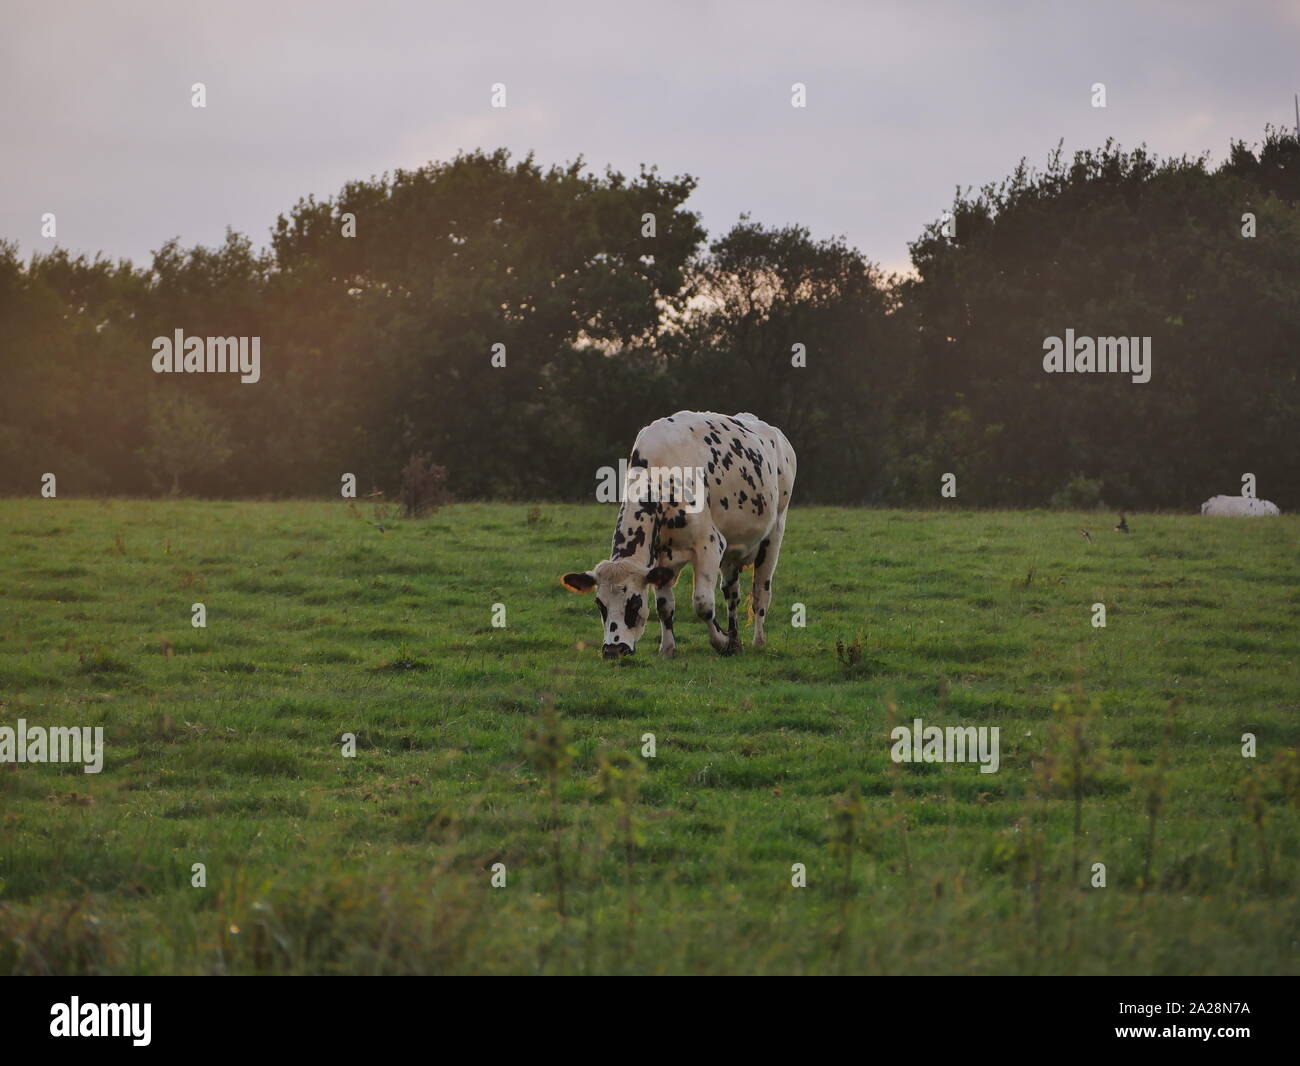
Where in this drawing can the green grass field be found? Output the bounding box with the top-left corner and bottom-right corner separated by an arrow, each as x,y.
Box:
1,499 -> 1297,975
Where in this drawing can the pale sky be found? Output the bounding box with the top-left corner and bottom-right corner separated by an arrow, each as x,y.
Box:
2,0 -> 1297,275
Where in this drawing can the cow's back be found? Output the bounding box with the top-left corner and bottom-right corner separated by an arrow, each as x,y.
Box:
632,411 -> 795,553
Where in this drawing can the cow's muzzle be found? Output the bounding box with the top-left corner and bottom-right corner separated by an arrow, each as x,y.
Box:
602,642 -> 633,660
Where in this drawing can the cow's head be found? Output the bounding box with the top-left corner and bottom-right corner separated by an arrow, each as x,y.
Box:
562,559 -> 674,658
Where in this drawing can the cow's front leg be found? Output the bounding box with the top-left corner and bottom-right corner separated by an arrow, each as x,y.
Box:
692,541 -> 732,654
720,560 -> 743,655
655,584 -> 677,658
750,513 -> 786,650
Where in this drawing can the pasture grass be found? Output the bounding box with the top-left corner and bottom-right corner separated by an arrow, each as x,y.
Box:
0,498 -> 1297,974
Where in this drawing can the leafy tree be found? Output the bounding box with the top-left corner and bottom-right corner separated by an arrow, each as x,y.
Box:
268,150 -> 705,497
1,133 -> 1295,509
136,392 -> 233,495
666,218 -> 906,502
902,135 -> 1300,508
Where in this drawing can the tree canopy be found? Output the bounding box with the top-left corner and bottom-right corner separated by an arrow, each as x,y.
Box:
2,132 -> 1296,509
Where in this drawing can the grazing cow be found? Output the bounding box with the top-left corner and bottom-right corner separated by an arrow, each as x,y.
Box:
1201,495 -> 1280,516
562,411 -> 796,659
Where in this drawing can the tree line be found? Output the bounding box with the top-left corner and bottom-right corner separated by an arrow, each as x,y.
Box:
2,130 -> 1297,509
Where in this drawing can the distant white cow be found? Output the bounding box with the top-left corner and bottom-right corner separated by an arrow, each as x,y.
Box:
1201,495 -> 1280,516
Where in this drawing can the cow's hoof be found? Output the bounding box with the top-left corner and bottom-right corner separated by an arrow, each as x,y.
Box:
659,645 -> 676,659
720,635 -> 742,656
752,635 -> 766,650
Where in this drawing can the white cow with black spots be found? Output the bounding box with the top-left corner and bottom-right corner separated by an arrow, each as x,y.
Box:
562,411 -> 796,659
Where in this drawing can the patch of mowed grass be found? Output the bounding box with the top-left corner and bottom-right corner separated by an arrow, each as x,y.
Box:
0,499 -> 1296,975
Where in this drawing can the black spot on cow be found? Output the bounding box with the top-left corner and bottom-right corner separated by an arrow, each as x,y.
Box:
738,491 -> 747,505
623,593 -> 643,631
657,596 -> 675,629
596,598 -> 608,622
614,525 -> 647,559
609,622 -> 617,633
764,579 -> 771,590
754,538 -> 770,570
719,497 -> 729,510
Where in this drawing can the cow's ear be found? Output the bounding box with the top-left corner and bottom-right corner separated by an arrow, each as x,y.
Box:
561,571 -> 597,593
646,566 -> 675,588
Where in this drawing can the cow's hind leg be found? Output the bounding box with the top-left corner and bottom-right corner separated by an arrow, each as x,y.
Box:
750,513 -> 786,650
655,584 -> 677,658
720,559 -> 744,655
